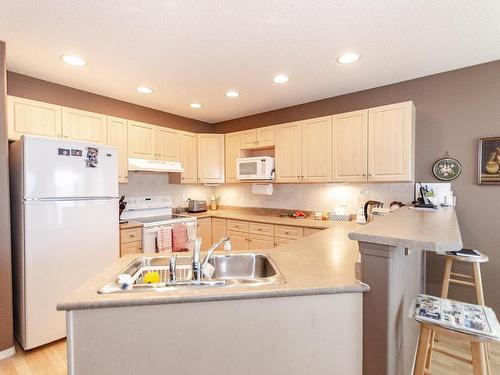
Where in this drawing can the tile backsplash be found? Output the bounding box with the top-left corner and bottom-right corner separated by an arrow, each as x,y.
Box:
214,182 -> 414,214
120,172 -> 414,214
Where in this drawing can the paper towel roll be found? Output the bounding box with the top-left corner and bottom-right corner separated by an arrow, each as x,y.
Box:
251,183 -> 273,195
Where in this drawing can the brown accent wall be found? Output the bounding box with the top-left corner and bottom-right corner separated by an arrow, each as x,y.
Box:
215,60 -> 500,311
0,41 -> 14,352
7,72 -> 213,133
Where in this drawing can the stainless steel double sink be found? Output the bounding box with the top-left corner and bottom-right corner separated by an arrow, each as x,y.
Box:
98,253 -> 286,294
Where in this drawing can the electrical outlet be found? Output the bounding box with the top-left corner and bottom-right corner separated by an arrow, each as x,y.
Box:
182,194 -> 189,202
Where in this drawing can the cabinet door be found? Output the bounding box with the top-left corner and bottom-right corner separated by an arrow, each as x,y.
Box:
62,107 -> 107,144
301,116 -> 332,182
197,134 -> 225,183
274,238 -> 293,247
106,116 -> 128,183
256,125 -> 276,147
180,132 -> 197,184
211,218 -> 227,243
197,218 -> 212,251
7,96 -> 62,140
332,110 -> 368,182
368,101 -> 415,182
225,132 -> 241,183
127,121 -> 157,160
249,234 -> 274,250
157,127 -> 181,162
227,230 -> 250,250
275,122 -> 302,183
240,129 -> 257,149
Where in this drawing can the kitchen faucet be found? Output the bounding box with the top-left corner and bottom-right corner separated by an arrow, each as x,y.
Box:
192,237 -> 232,282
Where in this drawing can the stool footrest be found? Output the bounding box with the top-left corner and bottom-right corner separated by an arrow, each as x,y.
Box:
449,278 -> 476,287
450,272 -> 474,280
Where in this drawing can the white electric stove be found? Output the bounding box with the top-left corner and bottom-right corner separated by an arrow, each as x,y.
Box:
120,196 -> 197,253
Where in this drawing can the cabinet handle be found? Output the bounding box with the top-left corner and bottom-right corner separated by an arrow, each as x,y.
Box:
258,228 -> 262,231
285,231 -> 289,235
129,233 -> 135,238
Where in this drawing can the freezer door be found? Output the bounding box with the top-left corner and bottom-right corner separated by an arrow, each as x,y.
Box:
22,136 -> 118,199
21,199 -> 119,349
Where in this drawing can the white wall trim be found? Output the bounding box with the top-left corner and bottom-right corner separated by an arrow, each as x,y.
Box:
0,346 -> 15,360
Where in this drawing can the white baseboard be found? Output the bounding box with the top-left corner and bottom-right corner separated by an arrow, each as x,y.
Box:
0,346 -> 15,360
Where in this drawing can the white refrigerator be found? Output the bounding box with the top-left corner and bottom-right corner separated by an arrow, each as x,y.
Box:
10,135 -> 119,350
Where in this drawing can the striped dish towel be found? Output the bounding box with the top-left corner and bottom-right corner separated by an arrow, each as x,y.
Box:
156,226 -> 172,253
172,223 -> 188,252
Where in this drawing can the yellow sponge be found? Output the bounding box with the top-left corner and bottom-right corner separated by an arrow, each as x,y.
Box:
143,271 -> 160,284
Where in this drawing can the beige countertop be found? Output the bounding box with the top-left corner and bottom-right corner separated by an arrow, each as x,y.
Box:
58,220 -> 367,311
186,209 -> 335,228
348,206 -> 462,253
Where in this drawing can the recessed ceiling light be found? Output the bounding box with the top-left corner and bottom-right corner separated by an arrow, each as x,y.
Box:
337,52 -> 360,64
190,103 -> 202,109
60,55 -> 86,66
136,86 -> 153,94
225,90 -> 240,98
272,74 -> 289,84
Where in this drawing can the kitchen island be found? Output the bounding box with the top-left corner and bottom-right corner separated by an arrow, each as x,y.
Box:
58,221 -> 367,375
349,206 -> 462,375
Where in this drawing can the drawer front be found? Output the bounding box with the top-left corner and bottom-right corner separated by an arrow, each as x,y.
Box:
226,220 -> 249,233
275,225 -> 304,240
304,227 -> 323,237
121,227 -> 142,244
249,222 -> 274,237
120,241 -> 142,256
274,238 -> 294,247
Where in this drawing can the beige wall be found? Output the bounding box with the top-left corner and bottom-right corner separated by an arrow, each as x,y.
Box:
7,72 -> 214,133
0,41 -> 14,352
215,60 -> 500,311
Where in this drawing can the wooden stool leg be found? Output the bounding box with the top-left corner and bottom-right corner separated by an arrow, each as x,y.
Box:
471,342 -> 487,375
472,262 -> 485,305
425,329 -> 435,370
414,325 -> 431,375
441,258 -> 453,298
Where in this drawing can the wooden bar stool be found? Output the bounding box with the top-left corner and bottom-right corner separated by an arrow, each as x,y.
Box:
414,321 -> 495,375
441,250 -> 489,305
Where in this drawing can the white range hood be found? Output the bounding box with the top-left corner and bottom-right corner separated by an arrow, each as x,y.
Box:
128,158 -> 184,173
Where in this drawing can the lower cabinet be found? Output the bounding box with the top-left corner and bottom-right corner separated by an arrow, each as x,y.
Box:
211,218 -> 227,243
227,230 -> 250,250
196,218 -> 212,251
120,226 -> 142,257
274,238 -> 294,248
304,227 -> 323,237
249,233 -> 274,250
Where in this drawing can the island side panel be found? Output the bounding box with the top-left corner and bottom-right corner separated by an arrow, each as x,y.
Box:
66,293 -> 362,375
359,242 -> 422,375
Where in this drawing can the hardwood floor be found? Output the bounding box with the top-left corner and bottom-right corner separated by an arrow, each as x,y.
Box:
0,336 -> 498,374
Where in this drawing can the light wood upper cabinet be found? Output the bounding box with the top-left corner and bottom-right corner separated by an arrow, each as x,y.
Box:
127,121 -> 157,160
275,122 -> 302,183
332,110 -> 368,182
197,218 -> 212,251
180,132 -> 197,184
197,134 -> 225,183
7,96 -> 62,140
157,127 -> 181,162
240,125 -> 275,149
211,218 -> 227,243
225,132 -> 241,183
368,101 -> 415,182
62,107 -> 107,144
301,116 -> 332,182
106,116 -> 128,183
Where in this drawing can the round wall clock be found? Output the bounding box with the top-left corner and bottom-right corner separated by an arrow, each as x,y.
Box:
432,152 -> 462,181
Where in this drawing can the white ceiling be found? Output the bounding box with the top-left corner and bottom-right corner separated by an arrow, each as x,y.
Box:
1,1 -> 500,123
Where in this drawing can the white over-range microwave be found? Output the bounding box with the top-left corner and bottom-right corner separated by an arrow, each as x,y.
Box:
237,156 -> 275,180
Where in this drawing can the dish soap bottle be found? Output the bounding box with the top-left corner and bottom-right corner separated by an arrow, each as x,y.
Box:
210,195 -> 218,210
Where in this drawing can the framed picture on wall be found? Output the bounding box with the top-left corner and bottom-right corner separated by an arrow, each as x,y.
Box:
478,137 -> 500,184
